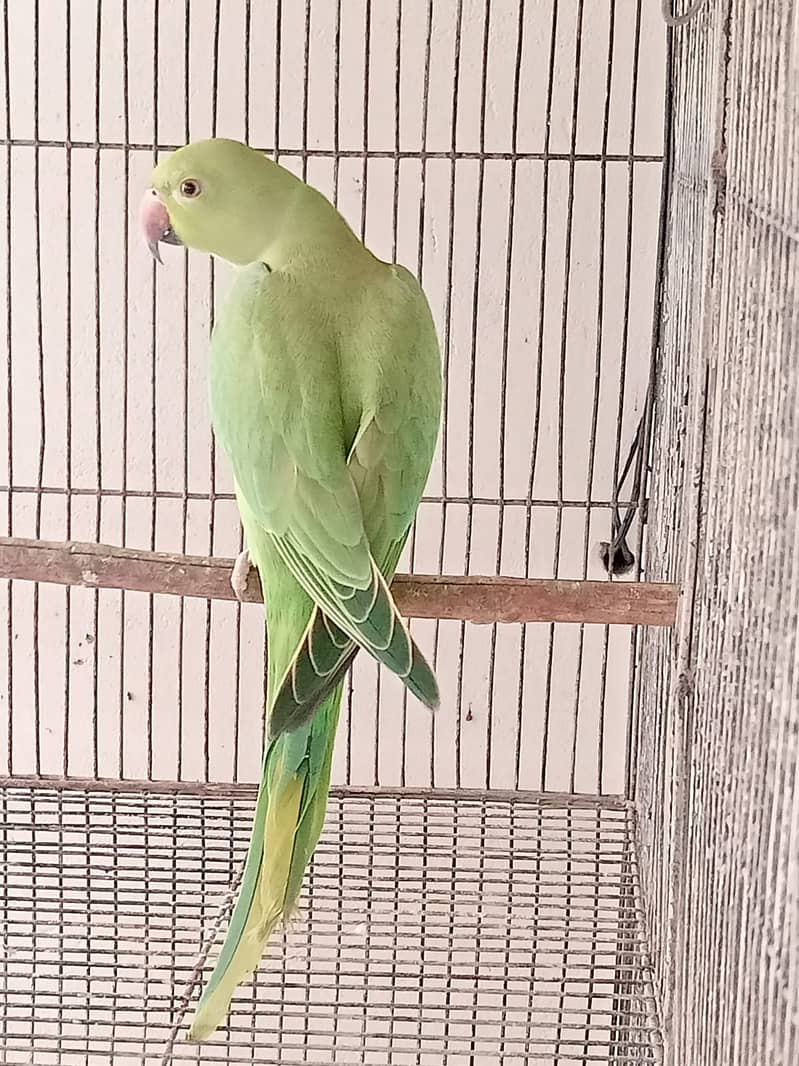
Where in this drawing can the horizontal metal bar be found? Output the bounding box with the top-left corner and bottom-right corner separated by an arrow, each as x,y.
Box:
0,537 -> 678,626
0,137 -> 664,163
0,773 -> 630,808
0,482 -> 643,509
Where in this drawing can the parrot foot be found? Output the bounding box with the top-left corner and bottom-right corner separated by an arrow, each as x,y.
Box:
230,550 -> 252,601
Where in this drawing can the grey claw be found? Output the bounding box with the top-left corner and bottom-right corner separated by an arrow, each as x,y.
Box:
230,550 -> 252,602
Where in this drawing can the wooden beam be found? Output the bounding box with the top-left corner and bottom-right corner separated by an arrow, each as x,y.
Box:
0,537 -> 678,626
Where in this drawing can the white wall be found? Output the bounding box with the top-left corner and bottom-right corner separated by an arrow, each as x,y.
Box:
0,0 -> 666,793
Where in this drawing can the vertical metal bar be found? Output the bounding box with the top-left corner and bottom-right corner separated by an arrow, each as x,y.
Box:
439,796 -> 462,1057
405,0 -> 433,790
411,795 -> 432,1066
2,0 -> 12,776
55,789 -> 67,1053
496,799 -> 518,1057
521,804 -> 544,1060
146,0 -> 160,781
0,186 -> 10,1066
465,793 -> 490,1059
579,0 -> 617,796
118,0 -> 130,781
609,0 -> 644,582
359,0 -> 378,786
485,0 -> 528,793
243,0 -> 251,147
232,0 -> 253,784
31,0 -> 45,777
331,796 -> 347,1054
491,0 -> 526,792
613,0 -> 643,797
390,0 -> 401,270
176,0 -> 190,782
552,0 -> 585,798
555,0 -> 585,987
299,789 -> 316,1065
553,804 -> 574,1065
91,0 -> 103,779
202,0 -> 223,783
273,0 -> 282,164
61,0 -> 73,779
376,0 -> 404,789
331,0 -> 341,207
518,0 -> 559,791
578,807 -> 605,1060
301,0 -> 311,185
431,0 -> 463,787
354,795 -> 378,1049
327,0 -> 355,787
359,0 -> 372,243
456,0 -> 491,787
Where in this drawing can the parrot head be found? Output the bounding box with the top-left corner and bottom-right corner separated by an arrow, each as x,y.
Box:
140,138 -> 298,266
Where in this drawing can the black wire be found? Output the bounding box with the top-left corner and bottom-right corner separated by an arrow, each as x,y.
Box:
601,400 -> 649,577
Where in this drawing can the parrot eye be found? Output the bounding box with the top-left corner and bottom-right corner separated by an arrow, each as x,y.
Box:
179,178 -> 202,199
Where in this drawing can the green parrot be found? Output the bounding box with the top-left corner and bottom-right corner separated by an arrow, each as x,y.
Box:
140,138 -> 441,1040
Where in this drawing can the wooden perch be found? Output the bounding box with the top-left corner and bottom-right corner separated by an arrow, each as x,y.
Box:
0,537 -> 678,627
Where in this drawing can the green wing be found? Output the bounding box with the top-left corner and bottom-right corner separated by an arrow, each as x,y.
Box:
211,263 -> 441,738
268,530 -> 412,737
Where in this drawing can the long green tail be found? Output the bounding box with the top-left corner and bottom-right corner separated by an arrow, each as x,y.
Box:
187,684 -> 341,1041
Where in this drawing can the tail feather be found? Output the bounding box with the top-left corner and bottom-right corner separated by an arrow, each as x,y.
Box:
268,608 -> 357,739
187,687 -> 342,1042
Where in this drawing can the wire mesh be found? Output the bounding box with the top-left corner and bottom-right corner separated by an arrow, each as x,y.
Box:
0,0 -> 665,795
634,2 -> 799,1064
0,784 -> 661,1064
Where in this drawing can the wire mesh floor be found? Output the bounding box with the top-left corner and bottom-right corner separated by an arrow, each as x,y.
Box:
0,785 -> 661,1064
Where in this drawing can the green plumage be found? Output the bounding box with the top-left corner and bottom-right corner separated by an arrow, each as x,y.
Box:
146,139 -> 441,1040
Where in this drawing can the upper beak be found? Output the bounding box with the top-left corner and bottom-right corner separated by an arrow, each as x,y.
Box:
139,189 -> 182,264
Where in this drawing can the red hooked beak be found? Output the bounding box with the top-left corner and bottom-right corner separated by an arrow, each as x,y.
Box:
139,189 -> 182,264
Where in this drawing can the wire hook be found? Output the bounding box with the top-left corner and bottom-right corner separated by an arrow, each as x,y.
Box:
661,0 -> 710,27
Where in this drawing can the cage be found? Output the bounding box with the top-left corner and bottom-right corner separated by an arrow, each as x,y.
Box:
0,1 -> 795,1064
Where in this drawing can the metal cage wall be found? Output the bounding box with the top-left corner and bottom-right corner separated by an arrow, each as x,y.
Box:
0,1 -> 796,1064
635,3 -> 799,1065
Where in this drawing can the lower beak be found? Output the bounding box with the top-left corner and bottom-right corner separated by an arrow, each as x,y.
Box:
140,190 -> 183,264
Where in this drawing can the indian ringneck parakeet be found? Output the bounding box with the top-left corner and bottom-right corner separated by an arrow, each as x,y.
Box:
140,138 -> 441,1040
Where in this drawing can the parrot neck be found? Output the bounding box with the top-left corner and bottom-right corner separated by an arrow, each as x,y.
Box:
259,185 -> 370,275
